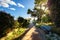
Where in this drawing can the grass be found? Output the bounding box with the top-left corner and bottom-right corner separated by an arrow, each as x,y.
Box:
0,27 -> 26,40
36,22 -> 54,28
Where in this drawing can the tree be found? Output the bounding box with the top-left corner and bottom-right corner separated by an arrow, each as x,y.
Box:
34,8 -> 45,22
27,0 -> 48,22
14,20 -> 19,28
27,9 -> 37,22
35,0 -> 47,4
22,19 -> 29,27
27,9 -> 33,14
0,11 -> 14,38
18,17 -> 24,27
47,0 -> 60,27
18,17 -> 24,23
27,9 -> 37,17
41,14 -> 51,23
18,17 -> 29,28
34,0 -> 48,22
34,0 -> 48,10
27,9 -> 45,23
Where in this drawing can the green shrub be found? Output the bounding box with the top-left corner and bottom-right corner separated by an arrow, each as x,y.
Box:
18,17 -> 29,28
14,20 -> 19,28
0,11 -> 14,38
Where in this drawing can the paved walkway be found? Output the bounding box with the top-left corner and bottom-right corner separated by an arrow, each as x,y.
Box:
21,26 -> 46,40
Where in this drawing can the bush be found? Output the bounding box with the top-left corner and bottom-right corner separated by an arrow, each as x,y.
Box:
14,20 -> 19,28
0,11 -> 14,38
41,14 -> 52,23
18,17 -> 29,28
22,19 -> 29,27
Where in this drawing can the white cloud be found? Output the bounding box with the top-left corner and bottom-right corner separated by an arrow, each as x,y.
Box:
8,1 -> 17,6
17,3 -> 25,8
0,2 -> 9,7
4,0 -> 17,6
9,8 -> 16,11
0,0 -> 17,7
0,0 -> 25,11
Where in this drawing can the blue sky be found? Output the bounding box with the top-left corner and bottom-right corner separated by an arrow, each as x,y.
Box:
0,0 -> 34,19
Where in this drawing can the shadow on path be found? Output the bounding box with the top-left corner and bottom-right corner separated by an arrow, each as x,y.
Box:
21,27 -> 46,40
31,28 -> 46,40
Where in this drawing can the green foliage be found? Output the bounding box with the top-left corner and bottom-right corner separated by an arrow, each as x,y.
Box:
41,14 -> 51,23
36,9 -> 45,22
36,25 -> 41,28
34,0 -> 48,22
27,0 -> 48,22
14,20 -> 19,28
18,17 -> 24,23
0,18 -> 26,40
18,17 -> 29,28
41,14 -> 48,23
27,9 -> 33,14
5,28 -> 26,40
27,8 -> 45,22
0,11 -> 14,38
22,19 -> 29,28
35,0 -> 48,4
27,9 -> 37,17
36,23 -> 45,28
18,17 -> 24,27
